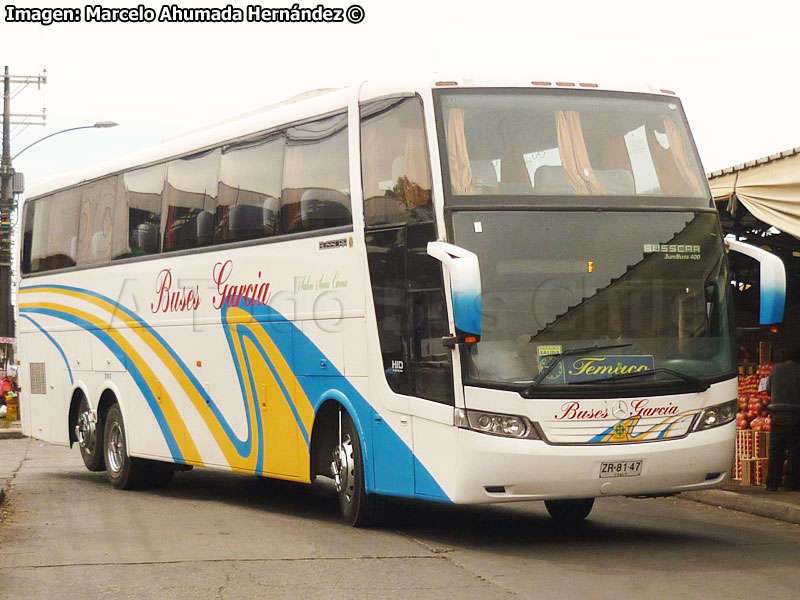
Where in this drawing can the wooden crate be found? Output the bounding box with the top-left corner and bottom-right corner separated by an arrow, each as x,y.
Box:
736,430 -> 753,458
753,431 -> 771,459
740,458 -> 768,486
734,430 -> 773,485
734,430 -> 751,480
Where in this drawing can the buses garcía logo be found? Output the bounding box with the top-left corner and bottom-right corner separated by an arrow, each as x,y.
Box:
554,399 -> 680,421
149,260 -> 272,313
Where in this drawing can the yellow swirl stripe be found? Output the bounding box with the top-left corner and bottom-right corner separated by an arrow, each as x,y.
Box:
21,286 -> 259,471
227,307 -> 315,435
225,307 -> 314,480
19,300 -> 203,465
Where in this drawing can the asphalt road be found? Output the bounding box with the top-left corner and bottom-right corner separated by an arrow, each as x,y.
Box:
1,437 -> 799,599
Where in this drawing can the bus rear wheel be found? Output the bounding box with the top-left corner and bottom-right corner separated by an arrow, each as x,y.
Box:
544,498 -> 595,523
330,410 -> 376,527
103,404 -> 147,490
76,396 -> 105,472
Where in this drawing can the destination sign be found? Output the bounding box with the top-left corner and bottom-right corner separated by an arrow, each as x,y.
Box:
536,354 -> 655,384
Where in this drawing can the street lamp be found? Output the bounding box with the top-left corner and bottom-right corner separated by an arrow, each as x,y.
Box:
12,120 -> 118,160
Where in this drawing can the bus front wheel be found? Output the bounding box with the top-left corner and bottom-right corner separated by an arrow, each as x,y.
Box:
544,498 -> 595,523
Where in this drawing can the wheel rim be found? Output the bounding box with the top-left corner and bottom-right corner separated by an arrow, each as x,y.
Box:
75,408 -> 95,452
331,434 -> 355,504
107,421 -> 125,473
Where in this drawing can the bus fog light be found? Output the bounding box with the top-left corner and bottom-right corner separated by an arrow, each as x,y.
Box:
694,399 -> 737,432
455,408 -> 539,439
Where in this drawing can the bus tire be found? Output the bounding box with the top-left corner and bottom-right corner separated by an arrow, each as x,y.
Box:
331,410 -> 376,527
544,498 -> 595,523
103,404 -> 146,490
76,396 -> 105,472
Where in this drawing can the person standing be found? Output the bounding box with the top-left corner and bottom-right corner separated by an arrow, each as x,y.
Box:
765,346 -> 800,491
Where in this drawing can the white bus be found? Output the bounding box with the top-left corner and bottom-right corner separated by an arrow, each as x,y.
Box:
16,75 -> 785,526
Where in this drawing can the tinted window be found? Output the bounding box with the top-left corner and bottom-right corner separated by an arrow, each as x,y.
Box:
21,200 -> 35,275
119,164 -> 166,258
29,189 -> 81,272
77,176 -> 120,266
437,90 -> 708,203
281,113 -> 350,234
450,211 -> 734,385
163,150 -> 220,252
217,134 -> 284,243
360,97 -> 451,403
22,111 -> 354,274
365,222 -> 453,404
361,96 -> 433,227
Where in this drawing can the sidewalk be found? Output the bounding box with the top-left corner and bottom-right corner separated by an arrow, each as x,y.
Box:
682,481 -> 800,525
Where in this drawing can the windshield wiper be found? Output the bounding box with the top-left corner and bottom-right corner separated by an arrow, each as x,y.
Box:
589,367 -> 709,391
526,343 -> 633,391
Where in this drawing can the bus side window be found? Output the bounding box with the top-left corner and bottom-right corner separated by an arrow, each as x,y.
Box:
28,189 -> 80,272
361,96 -> 453,405
77,175 -> 120,266
217,134 -> 284,243
361,97 -> 433,227
281,112 -> 351,235
21,199 -> 36,275
119,164 -> 166,258
163,150 -> 220,252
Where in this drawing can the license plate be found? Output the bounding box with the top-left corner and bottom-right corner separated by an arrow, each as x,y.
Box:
600,460 -> 643,478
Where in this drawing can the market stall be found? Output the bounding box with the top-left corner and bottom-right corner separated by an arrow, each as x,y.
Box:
709,148 -> 800,487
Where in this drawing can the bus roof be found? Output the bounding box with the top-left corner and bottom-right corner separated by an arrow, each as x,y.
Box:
21,75 -> 677,201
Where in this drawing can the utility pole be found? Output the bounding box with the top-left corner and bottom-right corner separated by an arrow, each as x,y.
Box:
0,66 -> 47,368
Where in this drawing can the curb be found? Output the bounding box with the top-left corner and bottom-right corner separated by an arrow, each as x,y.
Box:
682,489 -> 800,525
0,429 -> 24,440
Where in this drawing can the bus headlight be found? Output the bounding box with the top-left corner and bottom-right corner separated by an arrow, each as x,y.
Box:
455,408 -> 539,439
693,399 -> 738,432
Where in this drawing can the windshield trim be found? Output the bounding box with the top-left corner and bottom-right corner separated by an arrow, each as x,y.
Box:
432,87 -> 712,210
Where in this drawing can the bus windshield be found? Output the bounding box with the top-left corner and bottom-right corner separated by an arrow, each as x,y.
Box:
436,89 -> 708,202
451,211 -> 736,388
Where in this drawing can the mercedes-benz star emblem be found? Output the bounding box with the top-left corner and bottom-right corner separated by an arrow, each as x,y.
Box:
612,401 -> 628,419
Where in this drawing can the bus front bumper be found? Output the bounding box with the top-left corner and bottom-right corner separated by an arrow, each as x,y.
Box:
449,421 -> 735,504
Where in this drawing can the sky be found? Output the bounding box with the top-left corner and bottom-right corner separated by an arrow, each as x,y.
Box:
2,0 -> 800,186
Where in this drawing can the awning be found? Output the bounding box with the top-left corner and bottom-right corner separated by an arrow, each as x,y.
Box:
709,149 -> 800,240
